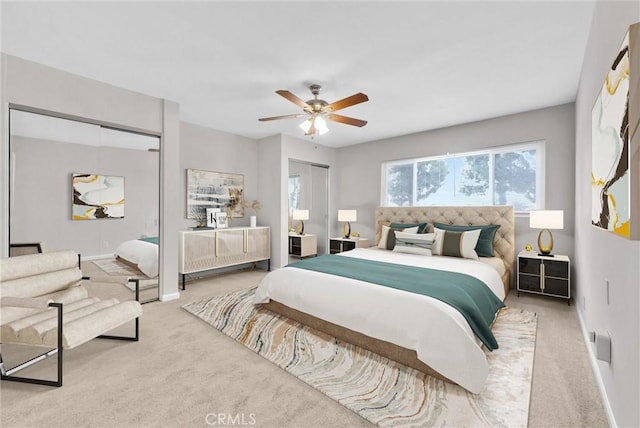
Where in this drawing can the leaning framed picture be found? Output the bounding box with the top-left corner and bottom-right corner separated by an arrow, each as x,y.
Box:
186,169 -> 244,220
215,211 -> 228,229
72,173 -> 125,220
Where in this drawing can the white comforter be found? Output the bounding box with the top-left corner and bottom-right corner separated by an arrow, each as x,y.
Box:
253,248 -> 505,394
113,239 -> 158,278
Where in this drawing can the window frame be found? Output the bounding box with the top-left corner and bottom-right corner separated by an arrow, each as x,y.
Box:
380,140 -> 545,213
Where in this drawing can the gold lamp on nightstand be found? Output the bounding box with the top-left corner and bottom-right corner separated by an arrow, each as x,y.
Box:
338,209 -> 357,238
529,210 -> 564,256
292,209 -> 309,235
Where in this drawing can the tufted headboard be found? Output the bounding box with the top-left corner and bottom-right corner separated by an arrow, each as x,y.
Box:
375,206 -> 515,293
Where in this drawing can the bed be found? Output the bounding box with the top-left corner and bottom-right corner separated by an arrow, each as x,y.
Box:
113,236 -> 159,278
253,206 -> 515,394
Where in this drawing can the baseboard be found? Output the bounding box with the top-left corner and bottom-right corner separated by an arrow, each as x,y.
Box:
575,305 -> 617,427
160,292 -> 180,302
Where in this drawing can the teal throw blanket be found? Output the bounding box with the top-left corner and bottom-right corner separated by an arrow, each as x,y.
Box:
138,236 -> 159,245
289,254 -> 505,350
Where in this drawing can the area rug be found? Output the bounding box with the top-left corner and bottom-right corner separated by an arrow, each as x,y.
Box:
183,288 -> 537,427
90,258 -> 158,291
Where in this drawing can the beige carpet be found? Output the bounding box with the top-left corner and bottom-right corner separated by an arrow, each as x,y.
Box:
0,269 -> 609,427
90,258 -> 158,291
183,288 -> 537,427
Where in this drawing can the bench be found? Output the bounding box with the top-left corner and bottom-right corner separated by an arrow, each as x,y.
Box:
0,250 -> 142,386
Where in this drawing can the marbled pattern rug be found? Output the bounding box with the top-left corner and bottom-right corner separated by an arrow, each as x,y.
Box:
183,288 -> 537,427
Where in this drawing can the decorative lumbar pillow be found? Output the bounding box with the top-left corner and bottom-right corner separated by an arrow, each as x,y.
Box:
389,222 -> 429,234
393,232 -> 435,255
434,223 -> 500,257
432,228 -> 481,260
378,225 -> 419,250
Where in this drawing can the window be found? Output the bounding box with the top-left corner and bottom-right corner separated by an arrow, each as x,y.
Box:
382,141 -> 545,212
289,174 -> 300,211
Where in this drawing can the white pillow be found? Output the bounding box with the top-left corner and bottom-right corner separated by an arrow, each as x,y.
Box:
432,227 -> 480,260
377,225 -> 419,250
393,232 -> 435,256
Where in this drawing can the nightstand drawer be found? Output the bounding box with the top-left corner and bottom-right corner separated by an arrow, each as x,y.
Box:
544,277 -> 569,297
518,274 -> 541,292
518,257 -> 540,275
544,260 -> 569,278
329,238 -> 370,254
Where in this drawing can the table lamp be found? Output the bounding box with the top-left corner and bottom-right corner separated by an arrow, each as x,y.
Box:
338,209 -> 357,238
529,210 -> 564,256
292,209 -> 309,235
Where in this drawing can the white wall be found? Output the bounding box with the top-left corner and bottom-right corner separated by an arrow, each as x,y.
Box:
0,54 -> 181,301
334,103 -> 576,264
574,3 -> 640,427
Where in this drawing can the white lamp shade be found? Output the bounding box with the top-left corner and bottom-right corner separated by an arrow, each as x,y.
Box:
338,210 -> 357,222
292,209 -> 309,221
530,210 -> 564,229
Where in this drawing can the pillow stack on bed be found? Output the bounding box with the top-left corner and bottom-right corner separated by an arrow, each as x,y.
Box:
377,221 -> 501,261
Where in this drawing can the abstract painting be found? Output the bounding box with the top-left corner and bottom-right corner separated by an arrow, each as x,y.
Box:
72,173 -> 125,220
592,30 -> 631,238
186,169 -> 244,220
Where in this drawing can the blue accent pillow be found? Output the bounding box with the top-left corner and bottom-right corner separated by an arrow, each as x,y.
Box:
433,223 -> 500,257
390,222 -> 428,234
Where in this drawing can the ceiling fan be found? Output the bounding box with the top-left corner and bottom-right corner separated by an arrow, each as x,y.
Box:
259,84 -> 369,135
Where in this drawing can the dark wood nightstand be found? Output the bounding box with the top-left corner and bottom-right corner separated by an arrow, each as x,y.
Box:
517,251 -> 570,304
329,237 -> 370,254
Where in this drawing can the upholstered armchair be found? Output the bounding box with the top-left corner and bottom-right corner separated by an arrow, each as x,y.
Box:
0,250 -> 142,387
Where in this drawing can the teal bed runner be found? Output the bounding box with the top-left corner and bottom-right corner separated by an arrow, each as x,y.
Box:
138,236 -> 159,245
288,254 -> 505,350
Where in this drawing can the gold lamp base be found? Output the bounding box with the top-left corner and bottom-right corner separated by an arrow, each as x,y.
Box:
296,220 -> 305,235
537,229 -> 554,256
342,221 -> 351,238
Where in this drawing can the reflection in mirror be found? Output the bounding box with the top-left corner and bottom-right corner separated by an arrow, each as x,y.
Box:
9,109 -> 160,303
288,160 -> 329,260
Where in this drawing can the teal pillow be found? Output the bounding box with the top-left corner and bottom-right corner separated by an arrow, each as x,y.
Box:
433,223 -> 500,257
390,222 -> 428,234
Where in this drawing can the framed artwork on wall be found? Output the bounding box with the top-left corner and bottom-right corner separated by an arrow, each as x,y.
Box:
591,23 -> 640,240
72,173 -> 125,220
186,169 -> 244,221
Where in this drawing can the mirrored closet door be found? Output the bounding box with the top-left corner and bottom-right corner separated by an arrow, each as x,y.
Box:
9,109 -> 160,302
288,159 -> 329,262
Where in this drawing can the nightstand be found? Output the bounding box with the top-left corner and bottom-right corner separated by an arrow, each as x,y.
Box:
289,234 -> 317,258
517,251 -> 570,304
329,237 -> 370,254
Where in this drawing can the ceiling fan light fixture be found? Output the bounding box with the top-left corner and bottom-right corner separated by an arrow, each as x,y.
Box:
315,116 -> 329,135
299,115 -> 329,136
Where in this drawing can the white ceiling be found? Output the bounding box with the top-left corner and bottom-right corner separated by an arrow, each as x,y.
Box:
1,1 -> 595,148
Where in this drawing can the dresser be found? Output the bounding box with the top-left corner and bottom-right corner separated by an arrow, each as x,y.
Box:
329,237 -> 370,254
289,234 -> 317,258
179,227 -> 270,290
517,251 -> 570,304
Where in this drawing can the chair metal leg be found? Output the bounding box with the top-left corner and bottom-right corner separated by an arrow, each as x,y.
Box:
97,278 -> 140,342
0,302 -> 64,387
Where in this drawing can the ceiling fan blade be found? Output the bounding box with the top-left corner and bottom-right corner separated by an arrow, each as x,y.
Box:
323,92 -> 369,113
258,113 -> 306,122
276,90 -> 312,111
327,114 -> 368,127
